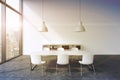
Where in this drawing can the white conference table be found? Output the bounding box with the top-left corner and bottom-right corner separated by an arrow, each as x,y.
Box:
30,50 -> 89,56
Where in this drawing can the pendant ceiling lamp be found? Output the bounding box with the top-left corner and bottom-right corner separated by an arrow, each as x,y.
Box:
75,21 -> 85,32
39,0 -> 48,32
75,0 -> 85,32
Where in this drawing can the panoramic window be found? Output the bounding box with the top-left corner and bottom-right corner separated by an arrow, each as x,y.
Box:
6,7 -> 20,60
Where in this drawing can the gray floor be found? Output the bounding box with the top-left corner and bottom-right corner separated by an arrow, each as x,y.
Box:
0,55 -> 120,80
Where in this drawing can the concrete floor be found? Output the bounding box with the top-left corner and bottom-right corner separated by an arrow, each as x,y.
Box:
0,55 -> 120,80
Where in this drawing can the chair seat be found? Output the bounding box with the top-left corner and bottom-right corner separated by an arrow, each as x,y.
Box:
57,62 -> 69,65
33,61 -> 46,65
41,61 -> 46,64
79,61 -> 92,65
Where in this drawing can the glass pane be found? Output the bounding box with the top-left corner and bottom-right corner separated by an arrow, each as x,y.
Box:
6,8 -> 20,60
6,0 -> 20,12
0,4 -> 1,62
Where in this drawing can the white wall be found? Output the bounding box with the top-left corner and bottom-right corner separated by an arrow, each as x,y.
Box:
23,0 -> 120,55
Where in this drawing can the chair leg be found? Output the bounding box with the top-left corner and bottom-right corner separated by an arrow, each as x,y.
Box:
88,65 -> 91,69
42,64 -> 44,76
56,64 -> 58,74
31,64 -> 37,71
30,56 -> 34,71
88,65 -> 93,71
92,64 -> 96,75
80,64 -> 82,76
30,62 -> 32,70
68,64 -> 71,75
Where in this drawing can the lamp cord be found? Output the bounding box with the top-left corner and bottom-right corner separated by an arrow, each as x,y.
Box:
42,0 -> 44,21
79,0 -> 81,22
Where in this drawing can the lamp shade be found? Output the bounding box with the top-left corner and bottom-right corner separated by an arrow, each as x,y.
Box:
39,21 -> 48,32
75,21 -> 85,32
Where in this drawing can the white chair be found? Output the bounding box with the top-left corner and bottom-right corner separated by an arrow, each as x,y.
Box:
78,53 -> 96,76
30,54 -> 46,73
70,47 -> 80,61
56,47 -> 71,75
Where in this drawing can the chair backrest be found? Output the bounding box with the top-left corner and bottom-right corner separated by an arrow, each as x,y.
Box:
43,47 -> 50,51
81,53 -> 94,65
30,55 -> 42,64
57,47 -> 69,65
71,47 -> 78,51
57,54 -> 69,65
57,47 -> 64,51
